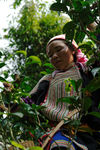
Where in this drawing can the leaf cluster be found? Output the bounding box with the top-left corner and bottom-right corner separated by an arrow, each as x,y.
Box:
50,0 -> 100,48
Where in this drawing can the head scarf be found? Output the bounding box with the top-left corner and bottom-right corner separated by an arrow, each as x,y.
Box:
46,34 -> 88,65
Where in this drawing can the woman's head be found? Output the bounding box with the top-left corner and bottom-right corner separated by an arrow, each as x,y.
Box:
47,39 -> 75,70
46,34 -> 88,70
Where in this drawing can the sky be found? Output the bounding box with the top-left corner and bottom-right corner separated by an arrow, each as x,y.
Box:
0,0 -> 20,48
0,1 -> 13,33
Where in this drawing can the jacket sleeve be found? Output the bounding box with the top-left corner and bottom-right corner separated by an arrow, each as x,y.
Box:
22,74 -> 51,105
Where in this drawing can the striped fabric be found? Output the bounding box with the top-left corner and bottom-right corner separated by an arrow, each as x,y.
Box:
41,64 -> 82,122
50,131 -> 76,150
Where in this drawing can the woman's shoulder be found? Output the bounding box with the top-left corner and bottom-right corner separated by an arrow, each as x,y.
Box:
39,74 -> 52,82
29,74 -> 52,95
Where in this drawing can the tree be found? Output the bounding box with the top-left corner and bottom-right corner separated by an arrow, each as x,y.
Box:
4,0 -> 66,90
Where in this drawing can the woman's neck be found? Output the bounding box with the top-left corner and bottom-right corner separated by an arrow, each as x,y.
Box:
58,62 -> 75,72
52,62 -> 75,78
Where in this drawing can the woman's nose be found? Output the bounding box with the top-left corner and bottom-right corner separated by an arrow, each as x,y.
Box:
52,53 -> 58,58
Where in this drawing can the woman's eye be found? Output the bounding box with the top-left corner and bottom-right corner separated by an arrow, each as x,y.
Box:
57,48 -> 62,52
57,49 -> 61,52
56,46 -> 63,52
49,54 -> 53,58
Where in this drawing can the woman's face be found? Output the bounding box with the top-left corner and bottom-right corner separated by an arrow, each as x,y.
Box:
47,40 -> 75,70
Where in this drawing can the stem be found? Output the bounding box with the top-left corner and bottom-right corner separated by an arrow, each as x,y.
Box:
35,120 -> 61,150
68,0 -> 74,8
8,104 -> 16,141
0,124 -> 8,150
9,126 -> 16,141
36,110 -> 41,126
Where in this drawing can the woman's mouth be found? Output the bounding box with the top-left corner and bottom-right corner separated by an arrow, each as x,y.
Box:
55,60 -> 61,65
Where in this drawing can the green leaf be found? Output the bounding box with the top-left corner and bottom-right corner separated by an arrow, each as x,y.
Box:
73,1 -> 82,11
10,112 -> 24,118
28,146 -> 43,150
78,126 -> 93,135
84,77 -> 100,93
28,56 -> 41,66
57,97 -> 75,104
16,50 -> 27,57
81,1 -> 90,7
0,77 -> 6,82
0,51 -> 2,58
13,0 -> 22,9
91,67 -> 100,77
64,79 -> 71,92
79,7 -> 94,26
98,103 -> 100,109
82,97 -> 92,111
32,104 -> 43,110
11,141 -> 25,150
70,80 -> 76,91
40,71 -> 47,75
63,21 -> 76,41
86,0 -> 96,4
62,0 -> 71,6
56,0 -> 61,3
0,63 -> 6,68
21,103 -> 32,111
3,71 -> 9,79
87,57 -> 95,65
0,112 -> 6,115
50,3 -> 68,12
76,79 -> 82,91
43,63 -> 54,68
89,112 -> 100,118
75,30 -> 85,44
78,42 -> 93,51
70,119 -> 81,127
45,68 -> 52,74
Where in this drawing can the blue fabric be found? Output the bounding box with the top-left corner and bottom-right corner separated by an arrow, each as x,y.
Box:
50,131 -> 76,149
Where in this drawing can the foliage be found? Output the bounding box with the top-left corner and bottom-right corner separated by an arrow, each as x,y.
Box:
57,76 -> 100,137
13,0 -> 23,9
0,69 -> 49,149
50,0 -> 100,48
4,0 -> 66,90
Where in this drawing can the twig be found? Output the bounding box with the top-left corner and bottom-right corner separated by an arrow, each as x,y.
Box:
8,104 -> 16,141
35,118 -> 61,150
0,124 -> 8,150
